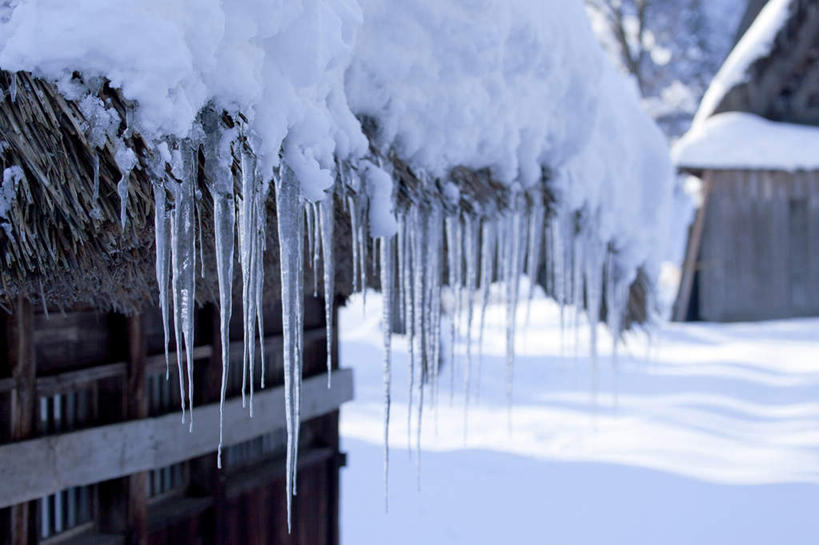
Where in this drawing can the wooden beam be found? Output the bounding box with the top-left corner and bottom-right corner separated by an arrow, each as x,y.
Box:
35,362 -> 126,397
0,368 -> 353,508
672,177 -> 712,322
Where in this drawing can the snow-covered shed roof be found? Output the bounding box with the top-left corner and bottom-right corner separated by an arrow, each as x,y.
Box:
674,112 -> 819,172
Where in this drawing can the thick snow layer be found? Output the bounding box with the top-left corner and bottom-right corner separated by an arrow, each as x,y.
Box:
341,291 -> 819,544
674,112 -> 819,171
693,0 -> 792,126
0,0 -> 368,197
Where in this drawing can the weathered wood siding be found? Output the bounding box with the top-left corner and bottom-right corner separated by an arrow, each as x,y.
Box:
697,169 -> 819,321
0,297 -> 345,545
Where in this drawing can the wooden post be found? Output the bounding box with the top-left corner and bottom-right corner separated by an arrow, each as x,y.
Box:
98,314 -> 147,545
7,297 -> 35,545
127,315 -> 148,545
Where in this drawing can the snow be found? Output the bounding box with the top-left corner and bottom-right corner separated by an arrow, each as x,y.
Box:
341,291 -> 819,544
0,1 -> 673,279
674,112 -> 819,172
0,1 -> 677,531
693,0 -> 792,126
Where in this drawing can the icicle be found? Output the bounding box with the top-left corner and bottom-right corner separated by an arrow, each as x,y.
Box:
427,207 -> 443,416
238,148 -> 259,413
380,235 -> 393,509
347,195 -> 359,293
168,141 -> 198,430
319,193 -> 335,387
396,213 -> 406,333
312,201 -> 321,297
181,143 -> 198,432
152,180 -> 171,381
504,205 -> 526,415
463,214 -> 478,436
476,219 -> 495,400
275,166 -> 304,533
359,193 -> 369,307
196,193 -> 206,279
9,73 -> 17,104
405,206 -> 417,453
170,207 -> 186,423
292,175 -> 305,498
584,231 -> 604,363
305,201 -> 316,297
208,126 -> 236,468
256,176 -> 270,390
444,215 -> 459,402
525,198 -> 545,323
117,174 -> 130,232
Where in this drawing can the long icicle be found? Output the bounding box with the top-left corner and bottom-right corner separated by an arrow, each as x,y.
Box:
152,179 -> 171,381
319,191 -> 335,387
463,213 -> 478,437
275,165 -> 302,533
212,142 -> 235,468
380,235 -> 393,510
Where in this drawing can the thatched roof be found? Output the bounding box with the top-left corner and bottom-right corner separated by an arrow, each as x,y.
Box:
0,69 -> 650,324
704,0 -> 819,126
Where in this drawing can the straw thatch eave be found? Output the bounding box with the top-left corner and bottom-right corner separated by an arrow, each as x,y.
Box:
711,0 -> 819,126
0,69 -> 651,325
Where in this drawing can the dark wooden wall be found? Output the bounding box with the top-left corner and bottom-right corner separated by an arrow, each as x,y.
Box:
0,295 -> 344,545
695,168 -> 819,321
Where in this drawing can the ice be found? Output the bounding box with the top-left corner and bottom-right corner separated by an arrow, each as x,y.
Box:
274,166 -> 304,532
206,124 -> 236,468
167,140 -> 198,430
476,219 -> 495,398
151,179 -> 171,380
319,192 -> 335,387
526,199 -> 545,323
463,214 -> 478,432
380,234 -> 393,508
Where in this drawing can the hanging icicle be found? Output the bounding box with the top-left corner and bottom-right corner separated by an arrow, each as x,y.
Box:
274,165 -> 304,533
319,190 -> 335,387
380,234 -> 394,509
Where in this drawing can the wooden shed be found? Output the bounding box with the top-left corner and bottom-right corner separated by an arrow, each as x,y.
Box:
673,0 -> 819,322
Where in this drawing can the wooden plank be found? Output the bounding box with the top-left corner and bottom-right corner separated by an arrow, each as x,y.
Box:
33,327 -> 327,395
0,368 -> 353,508
222,447 -> 333,500
36,362 -> 126,397
673,175 -> 711,321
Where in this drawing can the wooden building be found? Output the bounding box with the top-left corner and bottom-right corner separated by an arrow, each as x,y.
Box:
0,298 -> 350,545
673,0 -> 819,322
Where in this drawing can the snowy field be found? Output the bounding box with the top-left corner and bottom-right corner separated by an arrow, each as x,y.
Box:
339,290 -> 819,544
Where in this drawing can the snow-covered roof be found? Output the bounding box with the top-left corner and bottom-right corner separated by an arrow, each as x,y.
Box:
693,0 -> 793,126
0,2 -> 674,526
673,112 -> 819,172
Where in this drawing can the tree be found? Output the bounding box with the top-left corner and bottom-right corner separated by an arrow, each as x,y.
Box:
586,0 -> 745,137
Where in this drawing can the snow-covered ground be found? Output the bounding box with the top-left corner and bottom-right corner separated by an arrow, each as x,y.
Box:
339,291 -> 819,544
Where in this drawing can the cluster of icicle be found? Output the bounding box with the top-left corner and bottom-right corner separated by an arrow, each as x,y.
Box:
143,129 -> 635,530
